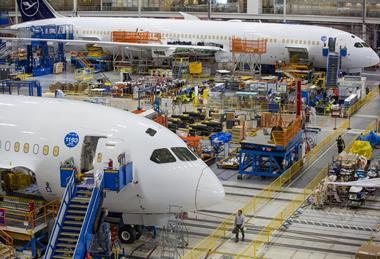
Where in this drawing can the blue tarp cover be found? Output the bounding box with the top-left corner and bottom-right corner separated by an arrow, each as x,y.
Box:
358,131 -> 380,147
210,132 -> 232,144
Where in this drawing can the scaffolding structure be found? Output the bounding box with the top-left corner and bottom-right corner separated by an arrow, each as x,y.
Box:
231,38 -> 267,76
159,206 -> 189,259
112,31 -> 162,43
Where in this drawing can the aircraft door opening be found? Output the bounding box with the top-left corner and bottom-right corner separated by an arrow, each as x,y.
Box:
94,138 -> 128,171
287,47 -> 309,64
80,136 -> 105,173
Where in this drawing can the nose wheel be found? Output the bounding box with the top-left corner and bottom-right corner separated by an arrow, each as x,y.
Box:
118,225 -> 136,244
118,225 -> 143,244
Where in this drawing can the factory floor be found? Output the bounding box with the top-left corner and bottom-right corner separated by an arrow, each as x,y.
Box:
22,66 -> 380,258
115,73 -> 380,258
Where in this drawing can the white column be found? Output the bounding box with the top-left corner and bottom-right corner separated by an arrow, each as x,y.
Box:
362,0 -> 367,41
247,0 -> 262,15
208,0 -> 211,20
73,0 -> 78,16
138,0 -> 142,17
284,0 -> 287,22
15,0 -> 18,24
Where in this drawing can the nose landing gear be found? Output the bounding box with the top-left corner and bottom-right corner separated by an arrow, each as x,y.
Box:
118,225 -> 142,244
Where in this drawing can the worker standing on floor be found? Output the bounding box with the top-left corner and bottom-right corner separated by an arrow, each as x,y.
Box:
336,135 -> 345,154
234,209 -> 245,242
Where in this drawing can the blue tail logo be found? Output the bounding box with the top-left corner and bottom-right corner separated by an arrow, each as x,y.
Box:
20,0 -> 40,18
17,0 -> 56,22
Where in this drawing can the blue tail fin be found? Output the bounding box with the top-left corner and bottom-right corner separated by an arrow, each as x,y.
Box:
17,0 -> 56,22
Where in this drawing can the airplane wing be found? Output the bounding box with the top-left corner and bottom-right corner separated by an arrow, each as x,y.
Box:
0,37 -> 223,52
179,12 -> 200,20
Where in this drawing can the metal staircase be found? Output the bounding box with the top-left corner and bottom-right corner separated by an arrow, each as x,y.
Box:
44,169 -> 104,259
326,53 -> 340,88
76,55 -> 93,69
0,41 -> 11,63
54,185 -> 95,258
45,161 -> 133,259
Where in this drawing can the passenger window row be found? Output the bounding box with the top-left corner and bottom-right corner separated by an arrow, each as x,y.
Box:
0,140 -> 59,157
75,29 -> 320,46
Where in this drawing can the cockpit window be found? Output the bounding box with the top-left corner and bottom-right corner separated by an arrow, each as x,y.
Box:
354,42 -> 363,48
361,42 -> 370,47
150,148 -> 176,164
171,147 -> 197,161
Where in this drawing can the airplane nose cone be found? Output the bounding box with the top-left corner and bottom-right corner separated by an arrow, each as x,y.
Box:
372,54 -> 380,67
367,50 -> 380,67
195,168 -> 225,210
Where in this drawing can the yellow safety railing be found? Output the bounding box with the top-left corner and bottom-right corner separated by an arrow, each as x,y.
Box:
183,215 -> 234,259
0,228 -> 14,257
302,121 -> 347,169
236,131 -> 361,259
235,165 -> 328,258
0,229 -> 13,246
346,88 -> 379,117
363,120 -> 378,135
0,199 -> 59,230
183,121 -> 348,259
74,67 -> 94,81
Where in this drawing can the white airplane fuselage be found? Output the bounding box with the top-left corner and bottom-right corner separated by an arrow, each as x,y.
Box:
11,17 -> 380,73
0,95 -> 225,225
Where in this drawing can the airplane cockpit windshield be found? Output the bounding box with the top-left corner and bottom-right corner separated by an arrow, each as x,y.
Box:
354,42 -> 363,48
150,148 -> 176,164
354,42 -> 370,48
150,147 -> 198,164
171,147 -> 197,161
361,42 -> 370,47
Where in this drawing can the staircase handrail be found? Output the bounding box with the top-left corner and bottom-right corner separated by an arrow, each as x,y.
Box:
44,169 -> 77,259
0,42 -> 6,51
0,229 -> 13,246
25,199 -> 60,229
73,170 -> 105,258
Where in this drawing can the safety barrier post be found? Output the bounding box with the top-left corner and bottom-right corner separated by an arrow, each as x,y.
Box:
223,222 -> 226,239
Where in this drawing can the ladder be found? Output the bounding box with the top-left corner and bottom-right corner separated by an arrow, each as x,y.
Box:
326,53 -> 340,88
44,169 -> 105,259
172,57 -> 189,79
76,55 -> 93,69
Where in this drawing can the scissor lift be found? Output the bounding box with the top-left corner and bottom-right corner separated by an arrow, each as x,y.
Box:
238,117 -> 303,179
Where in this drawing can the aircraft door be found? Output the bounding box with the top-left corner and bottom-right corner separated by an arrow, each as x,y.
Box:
93,138 -> 128,171
80,136 -> 105,173
328,37 -> 336,52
